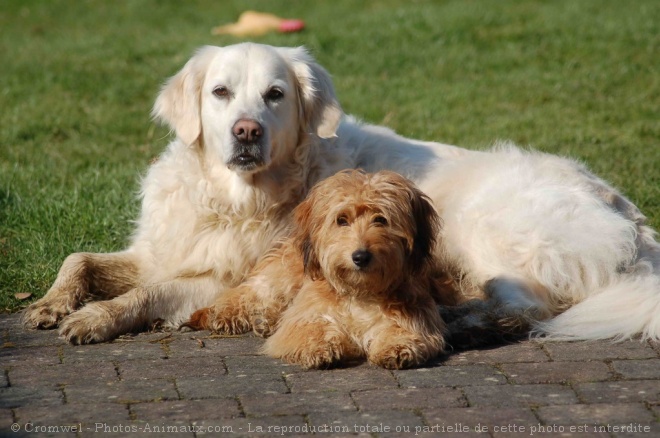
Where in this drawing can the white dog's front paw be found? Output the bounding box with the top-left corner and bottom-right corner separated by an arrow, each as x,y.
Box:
23,294 -> 79,330
59,304 -> 119,345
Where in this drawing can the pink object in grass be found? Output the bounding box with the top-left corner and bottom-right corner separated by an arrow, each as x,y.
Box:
212,11 -> 306,37
278,19 -> 305,33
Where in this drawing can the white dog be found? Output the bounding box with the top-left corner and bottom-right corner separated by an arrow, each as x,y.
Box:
23,43 -> 660,345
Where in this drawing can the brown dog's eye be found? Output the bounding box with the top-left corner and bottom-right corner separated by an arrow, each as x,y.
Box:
336,215 -> 349,226
265,87 -> 284,102
213,86 -> 229,98
373,215 -> 388,226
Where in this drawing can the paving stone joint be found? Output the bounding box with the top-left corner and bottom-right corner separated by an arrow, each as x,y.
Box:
0,313 -> 657,437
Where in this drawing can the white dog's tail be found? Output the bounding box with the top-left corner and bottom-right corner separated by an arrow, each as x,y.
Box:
533,272 -> 660,342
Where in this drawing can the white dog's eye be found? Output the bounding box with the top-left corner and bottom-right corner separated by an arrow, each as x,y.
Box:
373,215 -> 388,226
336,215 -> 349,227
265,87 -> 284,102
213,86 -> 230,98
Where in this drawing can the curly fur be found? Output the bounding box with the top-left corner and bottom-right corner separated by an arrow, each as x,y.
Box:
187,170 -> 447,369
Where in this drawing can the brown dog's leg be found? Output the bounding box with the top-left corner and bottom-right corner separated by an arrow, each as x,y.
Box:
184,241 -> 304,337
184,280 -> 294,337
366,291 -> 446,370
262,282 -> 362,369
367,326 -> 439,370
22,251 -> 140,329
265,318 -> 351,369
185,284 -> 256,335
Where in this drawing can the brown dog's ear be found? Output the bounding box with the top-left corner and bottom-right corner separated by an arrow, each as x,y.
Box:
409,188 -> 441,274
152,46 -> 219,146
277,47 -> 343,139
292,196 -> 322,280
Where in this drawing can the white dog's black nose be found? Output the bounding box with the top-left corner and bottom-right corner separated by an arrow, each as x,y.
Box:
351,249 -> 372,268
232,119 -> 263,143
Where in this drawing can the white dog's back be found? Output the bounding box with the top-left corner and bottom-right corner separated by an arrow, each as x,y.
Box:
420,144 -> 660,341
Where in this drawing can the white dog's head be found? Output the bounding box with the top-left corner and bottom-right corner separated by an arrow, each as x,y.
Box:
153,43 -> 342,175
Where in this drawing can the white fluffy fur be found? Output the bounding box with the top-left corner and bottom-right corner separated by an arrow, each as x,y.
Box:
421,144 -> 660,341
23,43 -> 660,344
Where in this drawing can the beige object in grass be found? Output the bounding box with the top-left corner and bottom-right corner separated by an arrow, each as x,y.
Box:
212,11 -> 305,37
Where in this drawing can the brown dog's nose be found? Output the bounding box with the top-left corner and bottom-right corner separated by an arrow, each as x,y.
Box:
351,249 -> 372,268
232,119 -> 263,143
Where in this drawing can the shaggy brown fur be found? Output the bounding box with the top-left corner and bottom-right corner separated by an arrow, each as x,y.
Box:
186,170 -> 452,369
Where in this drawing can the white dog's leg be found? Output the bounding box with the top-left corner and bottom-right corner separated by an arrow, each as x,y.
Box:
484,277 -> 552,324
59,276 -> 220,344
22,251 -> 140,329
441,277 -> 552,349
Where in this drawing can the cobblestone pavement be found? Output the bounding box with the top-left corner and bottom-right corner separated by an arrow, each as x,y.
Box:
1,313 -> 658,437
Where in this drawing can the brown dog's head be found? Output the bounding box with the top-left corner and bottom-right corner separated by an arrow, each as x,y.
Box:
292,170 -> 440,297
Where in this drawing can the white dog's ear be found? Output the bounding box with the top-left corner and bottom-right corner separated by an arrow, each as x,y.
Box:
278,47 -> 343,139
152,46 -> 218,146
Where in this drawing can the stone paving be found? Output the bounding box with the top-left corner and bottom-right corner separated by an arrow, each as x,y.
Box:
0,313 -> 658,437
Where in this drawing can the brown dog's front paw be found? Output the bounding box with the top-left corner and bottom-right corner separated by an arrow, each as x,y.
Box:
369,344 -> 426,370
283,343 -> 343,370
265,321 -> 359,369
181,307 -> 211,331
182,306 -> 250,335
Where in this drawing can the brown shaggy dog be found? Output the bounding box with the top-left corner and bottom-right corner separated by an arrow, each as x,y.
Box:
186,170 -> 451,369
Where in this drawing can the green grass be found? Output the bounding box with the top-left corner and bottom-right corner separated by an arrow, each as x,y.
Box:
1,0 -> 658,312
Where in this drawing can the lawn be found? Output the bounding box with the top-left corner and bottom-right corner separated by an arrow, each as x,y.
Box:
1,0 -> 658,312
